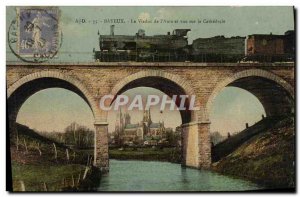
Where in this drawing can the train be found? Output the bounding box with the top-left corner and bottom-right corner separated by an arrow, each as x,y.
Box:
94,25 -> 295,63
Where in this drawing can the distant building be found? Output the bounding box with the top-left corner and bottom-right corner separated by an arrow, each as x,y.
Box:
114,108 -> 167,145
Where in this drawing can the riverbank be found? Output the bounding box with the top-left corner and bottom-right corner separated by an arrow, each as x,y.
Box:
109,147 -> 181,163
12,162 -> 85,191
212,117 -> 295,190
10,123 -> 96,191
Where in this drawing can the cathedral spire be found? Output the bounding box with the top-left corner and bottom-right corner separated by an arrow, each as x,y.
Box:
143,107 -> 152,125
148,107 -> 152,122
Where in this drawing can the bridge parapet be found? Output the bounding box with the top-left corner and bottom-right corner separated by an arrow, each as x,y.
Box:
6,61 -> 295,68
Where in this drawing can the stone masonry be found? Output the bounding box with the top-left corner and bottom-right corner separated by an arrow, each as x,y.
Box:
6,62 -> 295,173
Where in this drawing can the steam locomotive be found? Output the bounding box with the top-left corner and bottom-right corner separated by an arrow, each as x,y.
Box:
94,25 -> 295,63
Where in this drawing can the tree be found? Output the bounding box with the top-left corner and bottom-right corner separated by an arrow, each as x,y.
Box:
166,130 -> 179,146
64,122 -> 94,148
210,131 -> 226,145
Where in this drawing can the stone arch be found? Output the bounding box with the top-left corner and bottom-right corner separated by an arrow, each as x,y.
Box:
7,70 -> 107,169
110,70 -> 198,124
7,70 -> 101,122
206,69 -> 294,120
109,70 -> 210,169
111,70 -> 195,97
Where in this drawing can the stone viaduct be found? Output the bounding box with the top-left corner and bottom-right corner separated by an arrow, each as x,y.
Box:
7,62 -> 295,173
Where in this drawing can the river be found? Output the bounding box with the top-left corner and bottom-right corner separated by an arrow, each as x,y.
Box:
97,159 -> 261,192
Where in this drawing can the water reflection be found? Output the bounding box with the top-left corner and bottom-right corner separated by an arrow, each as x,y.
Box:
98,160 -> 261,192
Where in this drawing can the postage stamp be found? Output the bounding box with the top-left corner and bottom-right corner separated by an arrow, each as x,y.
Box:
8,7 -> 61,62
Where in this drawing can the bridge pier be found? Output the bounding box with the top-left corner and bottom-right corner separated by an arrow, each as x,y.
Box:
94,122 -> 109,173
197,122 -> 212,169
181,122 -> 211,169
6,64 -> 294,174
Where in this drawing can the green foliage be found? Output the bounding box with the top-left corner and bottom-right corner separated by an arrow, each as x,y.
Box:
64,122 -> 94,148
109,147 -> 181,163
12,162 -> 85,191
10,123 -> 94,191
165,130 -> 180,146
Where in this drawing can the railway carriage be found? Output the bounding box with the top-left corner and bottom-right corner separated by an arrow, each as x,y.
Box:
94,25 -> 294,63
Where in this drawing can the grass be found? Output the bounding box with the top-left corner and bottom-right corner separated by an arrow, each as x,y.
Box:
213,116 -> 295,189
10,123 -> 94,192
12,162 -> 85,191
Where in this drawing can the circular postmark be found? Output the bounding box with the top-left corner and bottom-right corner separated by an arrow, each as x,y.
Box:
8,7 -> 63,63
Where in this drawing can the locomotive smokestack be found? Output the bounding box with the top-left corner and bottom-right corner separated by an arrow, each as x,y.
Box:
110,25 -> 115,36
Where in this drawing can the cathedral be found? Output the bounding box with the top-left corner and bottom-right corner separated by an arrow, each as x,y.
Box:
114,108 -> 167,144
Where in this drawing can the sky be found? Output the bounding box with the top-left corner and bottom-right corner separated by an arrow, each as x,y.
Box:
17,87 -> 266,136
6,6 -> 294,62
9,6 -> 293,136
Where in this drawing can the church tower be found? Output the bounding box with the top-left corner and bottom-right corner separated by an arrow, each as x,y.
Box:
115,108 -> 126,133
143,108 -> 152,126
125,113 -> 131,125
142,108 -> 152,136
114,108 -> 124,145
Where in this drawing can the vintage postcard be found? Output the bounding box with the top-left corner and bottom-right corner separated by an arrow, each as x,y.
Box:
6,6 -> 295,192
